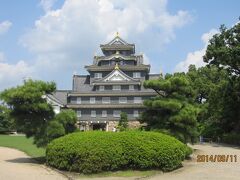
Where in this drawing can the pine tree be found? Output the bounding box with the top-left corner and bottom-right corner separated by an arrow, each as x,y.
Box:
141,73 -> 199,143
0,80 -> 56,146
118,112 -> 128,131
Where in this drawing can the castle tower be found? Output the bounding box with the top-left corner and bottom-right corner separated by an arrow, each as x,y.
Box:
51,34 -> 160,131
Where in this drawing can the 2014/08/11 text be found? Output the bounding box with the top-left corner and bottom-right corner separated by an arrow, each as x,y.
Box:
197,155 -> 237,162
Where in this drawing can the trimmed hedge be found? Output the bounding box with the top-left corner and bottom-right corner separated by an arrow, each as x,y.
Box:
46,131 -> 192,174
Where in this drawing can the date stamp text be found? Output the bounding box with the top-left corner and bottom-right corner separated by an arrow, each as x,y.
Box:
197,155 -> 238,162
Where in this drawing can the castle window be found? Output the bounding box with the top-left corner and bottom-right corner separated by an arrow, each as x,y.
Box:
134,97 -> 142,103
102,97 -> 110,104
113,85 -> 121,90
129,85 -> 134,90
133,110 -> 139,118
94,73 -> 102,78
111,61 -> 115,66
119,97 -> 127,103
119,60 -> 124,65
99,85 -> 105,91
70,97 -> 76,104
76,97 -> 81,104
133,72 -> 141,78
77,110 -> 81,117
90,97 -> 96,104
113,110 -> 121,117
91,110 -> 96,117
102,110 -> 107,117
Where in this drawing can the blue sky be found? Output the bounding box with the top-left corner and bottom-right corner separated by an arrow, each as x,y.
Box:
0,0 -> 239,90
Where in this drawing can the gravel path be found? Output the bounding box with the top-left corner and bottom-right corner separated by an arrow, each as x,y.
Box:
147,143 -> 240,180
0,147 -> 67,180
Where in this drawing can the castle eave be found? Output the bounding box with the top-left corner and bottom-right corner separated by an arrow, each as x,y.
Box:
68,91 -> 157,97
67,104 -> 145,109
85,65 -> 150,72
92,81 -> 141,86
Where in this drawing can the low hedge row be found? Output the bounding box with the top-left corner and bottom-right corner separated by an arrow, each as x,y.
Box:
46,131 -> 192,174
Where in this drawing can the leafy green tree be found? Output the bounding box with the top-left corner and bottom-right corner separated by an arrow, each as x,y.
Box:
54,109 -> 77,134
186,65 -> 229,139
182,21 -> 240,143
46,120 -> 65,142
0,105 -> 15,133
141,73 -> 199,143
0,80 -> 56,146
187,65 -> 228,103
33,110 -> 78,145
118,112 -> 128,131
202,21 -> 240,140
203,22 -> 240,76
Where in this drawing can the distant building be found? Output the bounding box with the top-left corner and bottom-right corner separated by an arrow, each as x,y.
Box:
48,34 -> 159,131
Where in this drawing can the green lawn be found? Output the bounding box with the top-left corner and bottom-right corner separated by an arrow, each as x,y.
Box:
0,135 -> 45,158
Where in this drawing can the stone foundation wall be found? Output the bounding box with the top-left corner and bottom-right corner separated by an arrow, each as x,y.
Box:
78,120 -> 142,132
107,120 -> 141,131
107,121 -> 118,132
128,121 -> 141,129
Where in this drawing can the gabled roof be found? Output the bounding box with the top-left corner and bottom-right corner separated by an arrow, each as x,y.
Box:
100,34 -> 135,54
107,36 -> 129,46
100,36 -> 134,47
92,65 -> 140,85
72,75 -> 92,92
45,90 -> 69,106
46,94 -> 64,107
95,53 -> 136,62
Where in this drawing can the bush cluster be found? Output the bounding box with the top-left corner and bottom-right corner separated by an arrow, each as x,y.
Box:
46,131 -> 192,174
222,133 -> 240,145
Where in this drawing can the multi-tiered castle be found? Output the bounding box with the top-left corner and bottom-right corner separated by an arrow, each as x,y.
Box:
47,33 -> 159,131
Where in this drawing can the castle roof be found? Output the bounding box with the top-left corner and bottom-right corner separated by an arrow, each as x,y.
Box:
92,65 -> 141,86
85,64 -> 150,72
100,34 -> 135,54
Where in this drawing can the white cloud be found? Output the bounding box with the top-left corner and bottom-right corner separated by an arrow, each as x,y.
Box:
142,53 -> 150,64
0,21 -> 12,35
0,21 -> 31,90
40,0 -> 58,12
201,29 -> 218,44
0,52 -> 6,62
20,0 -> 192,78
174,29 -> 218,72
0,59 -> 34,90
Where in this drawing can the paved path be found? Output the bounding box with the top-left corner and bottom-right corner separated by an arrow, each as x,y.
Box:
0,147 -> 67,180
147,143 -> 240,180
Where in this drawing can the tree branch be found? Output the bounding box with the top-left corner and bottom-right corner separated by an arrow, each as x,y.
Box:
153,88 -> 164,97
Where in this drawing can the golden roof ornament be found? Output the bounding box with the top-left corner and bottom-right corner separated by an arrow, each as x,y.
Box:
115,63 -> 119,70
116,31 -> 119,37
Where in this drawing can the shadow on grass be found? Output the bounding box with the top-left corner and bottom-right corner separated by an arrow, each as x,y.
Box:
71,169 -> 163,178
5,156 -> 45,164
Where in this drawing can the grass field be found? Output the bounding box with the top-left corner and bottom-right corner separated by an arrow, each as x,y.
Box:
0,135 -> 45,158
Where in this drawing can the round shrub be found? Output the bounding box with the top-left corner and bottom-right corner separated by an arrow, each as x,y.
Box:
46,131 -> 191,174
